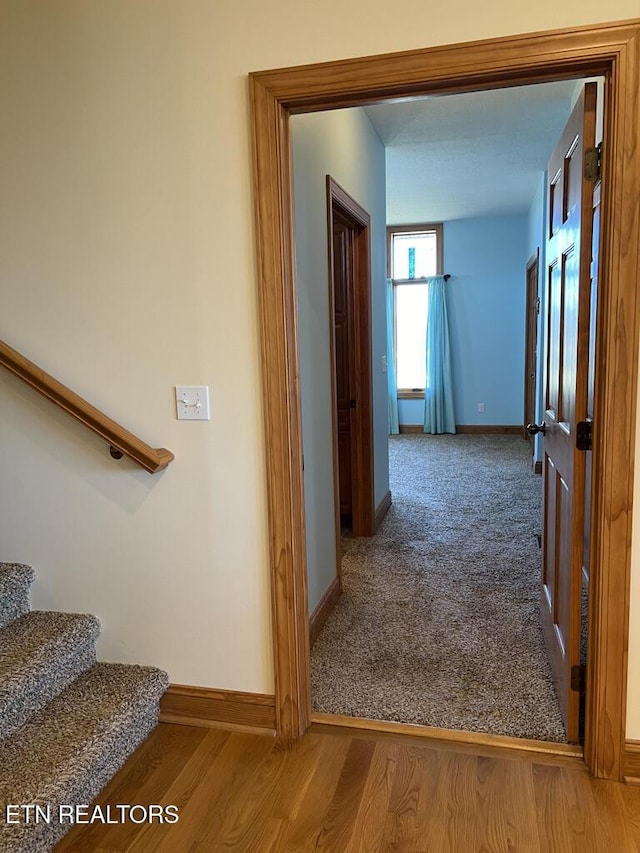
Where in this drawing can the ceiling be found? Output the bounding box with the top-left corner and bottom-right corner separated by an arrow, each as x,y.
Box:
363,81 -> 580,223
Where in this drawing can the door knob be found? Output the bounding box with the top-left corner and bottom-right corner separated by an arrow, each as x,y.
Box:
527,421 -> 546,436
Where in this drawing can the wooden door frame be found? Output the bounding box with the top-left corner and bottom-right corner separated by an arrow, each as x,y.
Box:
326,176 -> 375,544
249,20 -> 640,780
524,248 -> 540,441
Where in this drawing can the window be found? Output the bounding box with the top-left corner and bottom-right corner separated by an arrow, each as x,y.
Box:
387,224 -> 443,396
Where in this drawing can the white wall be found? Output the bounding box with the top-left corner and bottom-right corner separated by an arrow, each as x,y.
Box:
2,1 -> 640,727
291,109 -> 387,614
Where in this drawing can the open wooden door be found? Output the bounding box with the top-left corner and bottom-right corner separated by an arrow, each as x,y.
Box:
531,84 -> 597,743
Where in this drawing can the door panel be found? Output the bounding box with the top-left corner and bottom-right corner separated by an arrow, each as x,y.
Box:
333,218 -> 355,524
541,83 -> 596,743
546,261 -> 561,415
560,245 -> 579,425
542,455 -> 557,607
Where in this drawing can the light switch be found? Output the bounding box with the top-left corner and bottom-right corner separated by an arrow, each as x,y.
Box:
175,386 -> 210,420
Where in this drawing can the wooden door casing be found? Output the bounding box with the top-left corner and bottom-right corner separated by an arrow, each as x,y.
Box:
542,83 -> 597,743
250,24 -> 640,779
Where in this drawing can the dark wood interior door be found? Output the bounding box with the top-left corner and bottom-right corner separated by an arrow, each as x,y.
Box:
541,83 -> 596,743
332,216 -> 355,526
327,177 -> 374,540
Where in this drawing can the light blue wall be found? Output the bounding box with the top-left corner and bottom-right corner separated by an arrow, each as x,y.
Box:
398,398 -> 424,425
291,109 -> 388,615
398,215 -> 528,426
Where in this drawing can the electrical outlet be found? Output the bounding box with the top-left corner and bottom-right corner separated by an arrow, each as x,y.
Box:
477,402 -> 485,413
175,386 -> 210,420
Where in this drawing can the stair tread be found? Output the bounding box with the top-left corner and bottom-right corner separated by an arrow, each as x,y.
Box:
0,563 -> 35,585
0,661 -> 168,799
0,612 -> 100,707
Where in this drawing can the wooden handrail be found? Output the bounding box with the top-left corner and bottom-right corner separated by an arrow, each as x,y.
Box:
0,338 -> 174,473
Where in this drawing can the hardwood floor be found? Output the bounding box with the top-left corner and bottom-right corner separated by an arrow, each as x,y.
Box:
56,722 -> 640,852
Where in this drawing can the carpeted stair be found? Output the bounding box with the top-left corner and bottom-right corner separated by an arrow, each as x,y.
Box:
0,564 -> 34,632
0,562 -> 168,853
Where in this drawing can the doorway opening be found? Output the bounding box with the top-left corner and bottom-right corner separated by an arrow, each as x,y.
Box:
298,79 -> 598,746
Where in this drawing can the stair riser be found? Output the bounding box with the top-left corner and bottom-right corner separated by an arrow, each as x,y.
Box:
0,593 -> 29,631
0,572 -> 32,631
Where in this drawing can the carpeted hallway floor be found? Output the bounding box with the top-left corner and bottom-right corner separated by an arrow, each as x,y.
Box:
311,434 -> 567,742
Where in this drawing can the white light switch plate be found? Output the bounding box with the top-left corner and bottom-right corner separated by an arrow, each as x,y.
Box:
175,386 -> 210,420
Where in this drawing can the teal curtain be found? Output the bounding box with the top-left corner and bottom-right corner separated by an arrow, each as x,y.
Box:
424,275 -> 456,434
386,278 -> 399,434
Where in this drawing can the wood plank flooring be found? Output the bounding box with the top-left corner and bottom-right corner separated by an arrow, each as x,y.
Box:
56,722 -> 640,852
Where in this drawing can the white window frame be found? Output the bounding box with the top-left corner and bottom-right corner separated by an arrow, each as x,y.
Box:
387,223 -> 444,398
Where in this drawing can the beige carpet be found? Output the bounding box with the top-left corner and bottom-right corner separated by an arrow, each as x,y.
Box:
310,434 -> 566,742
